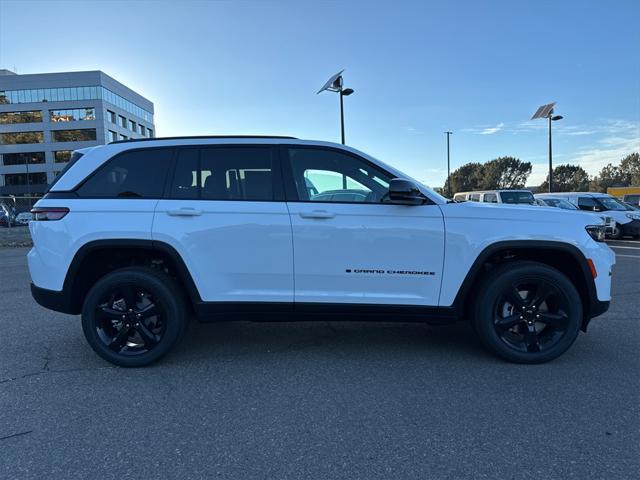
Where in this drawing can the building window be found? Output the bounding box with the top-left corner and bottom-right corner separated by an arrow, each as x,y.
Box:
147,129 -> 153,138
108,130 -> 117,142
51,129 -> 97,143
49,108 -> 96,122
4,172 -> 48,186
0,86 -> 153,123
54,150 -> 73,163
1,152 -> 45,166
119,115 -> 127,128
0,131 -> 44,144
139,125 -> 146,136
0,111 -> 42,124
129,119 -> 136,132
119,134 -> 128,141
107,110 -> 116,123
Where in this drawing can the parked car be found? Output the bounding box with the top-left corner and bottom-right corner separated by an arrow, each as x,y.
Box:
534,196 -> 615,235
536,192 -> 640,239
622,193 -> 640,207
623,202 -> 640,211
29,138 -> 614,367
15,212 -> 34,225
453,190 -> 535,204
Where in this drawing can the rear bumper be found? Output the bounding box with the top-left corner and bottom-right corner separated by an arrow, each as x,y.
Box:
31,283 -> 77,315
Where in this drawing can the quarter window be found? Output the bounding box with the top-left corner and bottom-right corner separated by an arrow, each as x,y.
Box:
285,148 -> 392,203
76,148 -> 173,198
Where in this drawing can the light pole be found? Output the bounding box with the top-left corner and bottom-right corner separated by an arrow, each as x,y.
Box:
531,102 -> 563,192
445,131 -> 452,197
318,70 -> 354,145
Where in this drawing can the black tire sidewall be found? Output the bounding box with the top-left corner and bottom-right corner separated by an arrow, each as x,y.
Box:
473,262 -> 582,364
81,267 -> 187,367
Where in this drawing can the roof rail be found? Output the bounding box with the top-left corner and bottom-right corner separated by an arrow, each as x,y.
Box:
109,135 -> 297,144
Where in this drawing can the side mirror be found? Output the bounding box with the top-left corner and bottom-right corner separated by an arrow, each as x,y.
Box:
388,178 -> 426,205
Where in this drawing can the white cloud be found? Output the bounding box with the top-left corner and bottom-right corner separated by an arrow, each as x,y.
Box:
479,122 -> 504,135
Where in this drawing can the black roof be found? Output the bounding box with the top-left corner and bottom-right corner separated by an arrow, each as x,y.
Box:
109,135 -> 297,145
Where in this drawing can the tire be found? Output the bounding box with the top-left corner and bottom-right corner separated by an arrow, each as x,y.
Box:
609,223 -> 623,240
472,261 -> 582,364
81,267 -> 188,367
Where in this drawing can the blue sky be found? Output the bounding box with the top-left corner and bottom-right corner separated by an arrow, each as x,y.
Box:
1,0 -> 638,186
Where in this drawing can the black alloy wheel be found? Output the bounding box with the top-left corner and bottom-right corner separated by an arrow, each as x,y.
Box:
473,261 -> 582,363
82,267 -> 188,367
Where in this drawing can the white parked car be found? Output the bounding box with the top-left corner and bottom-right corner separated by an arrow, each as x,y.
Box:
536,192 -> 640,239
15,212 -> 33,225
28,137 -> 614,366
534,196 -> 615,234
453,190 -> 535,204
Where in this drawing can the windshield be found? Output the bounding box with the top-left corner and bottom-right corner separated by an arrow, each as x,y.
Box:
598,197 -> 633,211
543,198 -> 577,210
499,191 -> 535,204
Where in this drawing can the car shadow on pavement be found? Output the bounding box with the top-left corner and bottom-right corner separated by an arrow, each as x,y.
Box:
165,319 -> 494,365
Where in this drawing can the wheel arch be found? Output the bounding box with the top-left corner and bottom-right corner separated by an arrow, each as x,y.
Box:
63,239 -> 201,315
452,240 -> 597,330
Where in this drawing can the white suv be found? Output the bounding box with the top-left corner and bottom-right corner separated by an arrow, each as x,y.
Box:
28,137 -> 615,366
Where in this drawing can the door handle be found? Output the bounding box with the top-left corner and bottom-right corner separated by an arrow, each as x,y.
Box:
167,208 -> 202,216
299,210 -> 335,219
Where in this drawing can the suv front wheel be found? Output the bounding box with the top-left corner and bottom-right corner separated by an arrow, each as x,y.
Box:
81,267 -> 188,367
473,261 -> 582,364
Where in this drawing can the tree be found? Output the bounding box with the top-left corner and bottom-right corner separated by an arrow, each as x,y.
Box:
539,164 -> 590,192
482,156 -> 532,189
444,162 -> 484,195
619,152 -> 640,185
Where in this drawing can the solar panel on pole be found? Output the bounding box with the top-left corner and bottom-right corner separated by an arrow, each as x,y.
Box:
531,102 -> 556,120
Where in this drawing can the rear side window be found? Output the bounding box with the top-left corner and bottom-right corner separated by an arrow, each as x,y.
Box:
76,148 -> 173,198
169,147 -> 275,201
484,193 -> 497,203
577,197 -> 597,210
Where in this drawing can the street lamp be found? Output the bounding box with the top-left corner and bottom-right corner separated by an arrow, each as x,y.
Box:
531,102 -> 563,192
444,131 -> 453,197
317,70 -> 355,145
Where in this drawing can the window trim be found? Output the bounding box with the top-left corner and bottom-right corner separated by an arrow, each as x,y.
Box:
165,144 -> 284,202
278,144 -> 430,205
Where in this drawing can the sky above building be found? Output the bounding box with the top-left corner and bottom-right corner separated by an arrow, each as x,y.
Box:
0,0 -> 638,187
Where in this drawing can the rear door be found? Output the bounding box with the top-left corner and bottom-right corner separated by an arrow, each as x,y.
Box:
152,145 -> 294,304
282,146 -> 445,306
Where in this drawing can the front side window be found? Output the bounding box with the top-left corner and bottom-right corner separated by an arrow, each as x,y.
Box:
51,129 -> 97,143
76,148 -> 173,198
169,147 -> 275,201
286,148 -> 391,203
577,197 -> 597,211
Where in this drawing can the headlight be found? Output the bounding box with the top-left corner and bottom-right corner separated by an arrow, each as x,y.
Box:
626,213 -> 640,220
585,225 -> 606,242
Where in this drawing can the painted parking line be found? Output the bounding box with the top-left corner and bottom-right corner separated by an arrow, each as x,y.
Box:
616,254 -> 640,259
606,239 -> 640,245
609,245 -> 640,250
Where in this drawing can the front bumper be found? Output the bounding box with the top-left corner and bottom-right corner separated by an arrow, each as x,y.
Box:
621,219 -> 640,236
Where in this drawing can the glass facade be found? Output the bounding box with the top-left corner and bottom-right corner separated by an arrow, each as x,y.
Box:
0,110 -> 42,124
50,108 -> 96,122
1,152 -> 45,166
0,131 -> 44,144
5,172 -> 48,186
54,150 -> 73,163
0,86 -> 153,122
51,129 -> 97,143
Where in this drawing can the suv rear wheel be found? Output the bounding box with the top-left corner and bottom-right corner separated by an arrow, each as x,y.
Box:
472,261 -> 582,364
81,267 -> 188,367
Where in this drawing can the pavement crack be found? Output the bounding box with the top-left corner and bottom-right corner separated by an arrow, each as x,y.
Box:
0,430 -> 33,441
0,365 -> 117,385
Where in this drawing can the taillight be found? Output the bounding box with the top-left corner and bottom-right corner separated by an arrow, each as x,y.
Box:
30,207 -> 69,221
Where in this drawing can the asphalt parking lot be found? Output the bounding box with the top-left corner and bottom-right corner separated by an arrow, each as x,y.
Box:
1,243 -> 638,480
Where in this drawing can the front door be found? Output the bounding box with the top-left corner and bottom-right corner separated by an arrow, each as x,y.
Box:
153,145 -> 293,303
282,146 -> 445,306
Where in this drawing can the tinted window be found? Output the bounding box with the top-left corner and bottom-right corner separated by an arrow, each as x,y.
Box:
577,197 -> 597,210
77,148 -> 173,198
484,193 -> 497,203
169,147 -> 274,201
499,191 -> 535,204
286,148 -> 392,203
